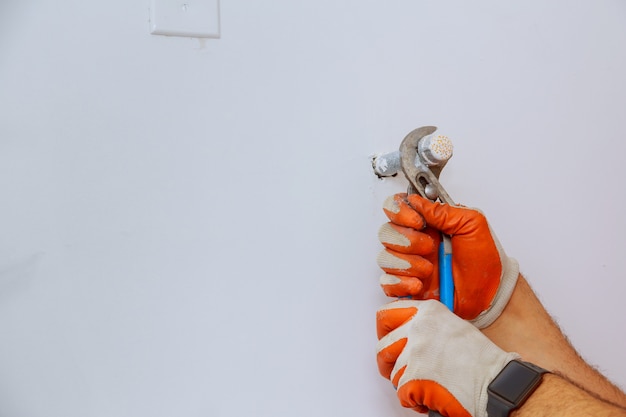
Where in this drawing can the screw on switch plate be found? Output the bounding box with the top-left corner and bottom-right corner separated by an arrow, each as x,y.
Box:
150,0 -> 220,38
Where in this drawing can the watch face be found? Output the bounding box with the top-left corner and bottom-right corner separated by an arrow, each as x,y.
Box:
489,361 -> 542,404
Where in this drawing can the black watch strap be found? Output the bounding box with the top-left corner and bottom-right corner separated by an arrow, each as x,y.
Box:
487,360 -> 548,417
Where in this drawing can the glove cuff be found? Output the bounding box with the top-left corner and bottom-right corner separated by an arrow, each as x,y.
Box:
476,350 -> 521,417
470,257 -> 519,329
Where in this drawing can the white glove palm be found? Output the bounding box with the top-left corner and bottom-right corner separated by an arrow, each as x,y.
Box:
376,299 -> 519,417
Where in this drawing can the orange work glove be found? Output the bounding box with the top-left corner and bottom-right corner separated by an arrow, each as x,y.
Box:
376,299 -> 519,416
376,193 -> 519,328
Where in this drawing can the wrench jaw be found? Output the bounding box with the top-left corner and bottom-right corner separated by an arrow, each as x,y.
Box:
399,126 -> 455,205
409,171 -> 455,205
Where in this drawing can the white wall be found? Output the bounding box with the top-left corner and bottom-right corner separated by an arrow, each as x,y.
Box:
1,1 -> 625,416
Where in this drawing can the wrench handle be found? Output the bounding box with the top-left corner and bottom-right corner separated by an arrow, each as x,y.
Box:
425,237 -> 454,417
439,235 -> 454,310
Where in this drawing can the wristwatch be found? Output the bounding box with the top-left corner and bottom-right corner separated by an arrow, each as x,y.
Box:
487,360 -> 548,417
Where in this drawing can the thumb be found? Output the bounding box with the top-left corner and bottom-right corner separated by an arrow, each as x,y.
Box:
405,194 -> 485,236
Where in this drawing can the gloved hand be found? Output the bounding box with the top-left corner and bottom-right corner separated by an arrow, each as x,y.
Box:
377,193 -> 519,328
376,299 -> 519,416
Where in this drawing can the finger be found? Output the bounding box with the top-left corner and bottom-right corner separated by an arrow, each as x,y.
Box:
377,340 -> 406,380
376,302 -> 418,339
377,249 -> 434,278
382,194 -> 426,229
411,405 -> 429,414
419,227 -> 442,300
376,301 -> 420,379
405,194 -> 486,236
380,274 -> 424,298
398,380 -> 467,416
391,365 -> 406,388
378,223 -> 436,255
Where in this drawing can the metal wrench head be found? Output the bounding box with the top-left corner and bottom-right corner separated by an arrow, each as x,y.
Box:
399,126 -> 455,205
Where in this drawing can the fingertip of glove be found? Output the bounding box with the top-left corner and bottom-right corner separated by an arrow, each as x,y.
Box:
383,195 -> 402,214
377,250 -> 411,271
378,223 -> 411,247
383,195 -> 426,229
380,274 -> 425,298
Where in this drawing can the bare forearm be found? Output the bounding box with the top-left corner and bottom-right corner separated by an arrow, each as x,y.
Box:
513,374 -> 626,417
483,275 -> 626,408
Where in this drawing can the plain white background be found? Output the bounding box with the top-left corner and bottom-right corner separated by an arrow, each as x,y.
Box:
1,1 -> 625,416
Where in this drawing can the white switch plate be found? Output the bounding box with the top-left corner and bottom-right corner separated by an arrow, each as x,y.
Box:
150,0 -> 220,38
